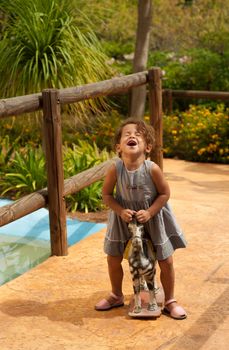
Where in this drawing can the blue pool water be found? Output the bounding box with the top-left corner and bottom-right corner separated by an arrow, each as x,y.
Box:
0,199 -> 106,285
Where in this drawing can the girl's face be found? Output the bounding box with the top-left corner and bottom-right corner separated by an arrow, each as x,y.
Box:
116,123 -> 151,157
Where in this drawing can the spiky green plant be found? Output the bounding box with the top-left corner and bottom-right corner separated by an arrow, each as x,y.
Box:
0,0 -> 113,115
63,141 -> 112,212
1,146 -> 46,198
67,181 -> 103,213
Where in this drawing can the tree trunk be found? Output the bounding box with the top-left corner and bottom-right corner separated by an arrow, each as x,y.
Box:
130,0 -> 152,118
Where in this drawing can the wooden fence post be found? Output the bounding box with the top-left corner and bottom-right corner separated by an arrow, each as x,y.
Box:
148,68 -> 163,170
163,89 -> 173,115
42,89 -> 68,256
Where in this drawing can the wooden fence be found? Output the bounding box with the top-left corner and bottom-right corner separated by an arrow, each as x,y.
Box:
0,67 -> 163,256
163,89 -> 229,114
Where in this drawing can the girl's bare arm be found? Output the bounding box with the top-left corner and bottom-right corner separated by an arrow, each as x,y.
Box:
148,164 -> 170,217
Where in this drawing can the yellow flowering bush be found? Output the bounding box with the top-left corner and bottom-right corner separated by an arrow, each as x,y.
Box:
163,104 -> 229,163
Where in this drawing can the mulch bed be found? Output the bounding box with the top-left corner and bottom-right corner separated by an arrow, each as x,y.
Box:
67,209 -> 109,223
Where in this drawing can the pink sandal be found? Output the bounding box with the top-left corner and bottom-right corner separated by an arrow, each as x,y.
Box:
95,292 -> 124,311
162,299 -> 187,320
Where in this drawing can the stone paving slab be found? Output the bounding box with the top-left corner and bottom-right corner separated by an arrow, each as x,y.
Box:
0,159 -> 228,350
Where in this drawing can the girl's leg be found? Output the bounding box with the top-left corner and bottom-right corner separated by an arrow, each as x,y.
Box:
158,255 -> 175,302
158,256 -> 187,318
95,255 -> 124,310
107,255 -> 124,296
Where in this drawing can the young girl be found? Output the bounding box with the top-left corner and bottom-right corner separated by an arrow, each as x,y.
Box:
95,118 -> 187,319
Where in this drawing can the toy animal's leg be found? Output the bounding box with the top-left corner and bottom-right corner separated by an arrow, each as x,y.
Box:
133,278 -> 141,313
140,276 -> 148,291
145,278 -> 159,312
148,289 -> 158,311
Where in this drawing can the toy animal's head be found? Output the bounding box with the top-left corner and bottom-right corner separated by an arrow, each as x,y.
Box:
128,221 -> 144,252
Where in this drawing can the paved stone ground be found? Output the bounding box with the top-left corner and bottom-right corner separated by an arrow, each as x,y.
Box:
0,159 -> 228,350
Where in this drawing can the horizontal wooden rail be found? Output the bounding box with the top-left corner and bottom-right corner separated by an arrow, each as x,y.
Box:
0,189 -> 48,227
0,158 -> 116,227
59,71 -> 147,105
164,89 -> 229,100
0,72 -> 148,119
0,93 -> 41,119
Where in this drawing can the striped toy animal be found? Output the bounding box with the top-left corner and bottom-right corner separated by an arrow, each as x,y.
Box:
128,219 -> 159,314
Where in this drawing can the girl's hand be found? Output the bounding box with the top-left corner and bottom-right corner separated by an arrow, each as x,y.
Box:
136,209 -> 151,223
120,209 -> 136,223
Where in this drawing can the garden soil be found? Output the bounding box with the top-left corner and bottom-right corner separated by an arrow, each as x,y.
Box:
0,158 -> 228,350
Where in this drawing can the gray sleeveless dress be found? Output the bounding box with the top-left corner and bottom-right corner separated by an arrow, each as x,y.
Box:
104,158 -> 187,260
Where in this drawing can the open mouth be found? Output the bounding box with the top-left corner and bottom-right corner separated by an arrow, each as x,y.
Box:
127,139 -> 137,146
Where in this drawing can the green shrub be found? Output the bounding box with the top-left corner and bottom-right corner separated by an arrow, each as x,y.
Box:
66,182 -> 103,213
1,146 -> 46,198
149,48 -> 229,92
0,0 -> 113,96
102,41 -> 134,59
163,104 -> 229,163
63,141 -> 113,212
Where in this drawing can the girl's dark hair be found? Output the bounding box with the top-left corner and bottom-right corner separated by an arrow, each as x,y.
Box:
113,118 -> 155,151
